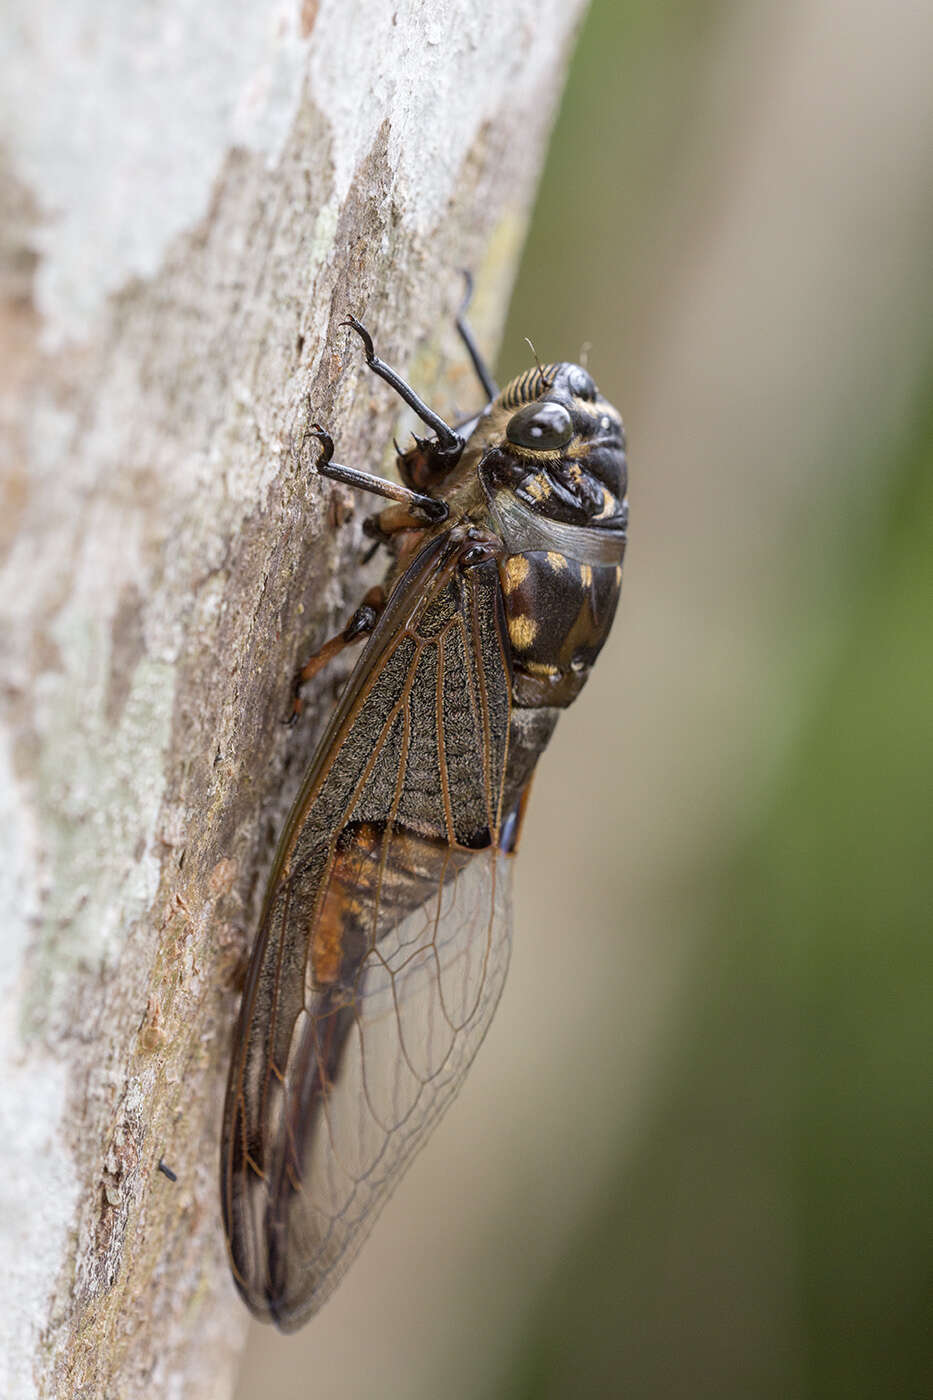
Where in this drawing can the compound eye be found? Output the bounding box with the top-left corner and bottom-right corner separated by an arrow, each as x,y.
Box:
506,401 -> 573,451
567,366 -> 596,399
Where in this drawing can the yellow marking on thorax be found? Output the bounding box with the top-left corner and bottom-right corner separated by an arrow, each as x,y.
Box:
580,564 -> 593,588
508,614 -> 538,650
546,551 -> 567,572
596,487 -> 618,519
525,474 -> 552,502
503,555 -> 530,593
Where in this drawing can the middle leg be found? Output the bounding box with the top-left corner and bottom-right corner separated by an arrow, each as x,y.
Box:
288,585 -> 386,723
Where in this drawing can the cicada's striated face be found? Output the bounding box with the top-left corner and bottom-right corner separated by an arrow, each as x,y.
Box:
472,363 -> 628,707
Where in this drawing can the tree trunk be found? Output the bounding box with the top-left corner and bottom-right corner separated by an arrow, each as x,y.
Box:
0,2 -> 588,1396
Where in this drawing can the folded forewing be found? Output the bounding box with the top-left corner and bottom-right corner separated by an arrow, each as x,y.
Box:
221,531 -> 513,1329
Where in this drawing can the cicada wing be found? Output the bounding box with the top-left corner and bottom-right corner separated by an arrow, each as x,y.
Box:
271,845 -> 512,1328
221,531 -> 514,1330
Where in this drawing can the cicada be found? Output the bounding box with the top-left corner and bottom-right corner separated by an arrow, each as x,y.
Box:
221,289 -> 628,1330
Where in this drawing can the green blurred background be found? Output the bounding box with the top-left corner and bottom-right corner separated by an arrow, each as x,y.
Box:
239,1 -> 933,1395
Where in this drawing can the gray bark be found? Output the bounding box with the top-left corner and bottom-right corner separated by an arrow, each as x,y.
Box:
0,2 -> 588,1396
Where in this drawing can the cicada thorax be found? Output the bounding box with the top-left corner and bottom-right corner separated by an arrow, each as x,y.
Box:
473,361 -> 628,709
498,549 -> 623,707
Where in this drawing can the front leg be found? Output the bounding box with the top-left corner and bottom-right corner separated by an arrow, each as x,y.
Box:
341,316 -> 465,473
305,423 -> 448,524
455,270 -> 498,403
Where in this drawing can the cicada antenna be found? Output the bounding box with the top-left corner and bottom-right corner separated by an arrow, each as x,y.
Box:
524,336 -> 555,392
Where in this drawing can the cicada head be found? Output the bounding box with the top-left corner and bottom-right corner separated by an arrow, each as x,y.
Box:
475,362 -> 627,543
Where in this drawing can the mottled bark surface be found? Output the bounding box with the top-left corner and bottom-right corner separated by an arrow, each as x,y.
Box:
0,3 -> 587,1396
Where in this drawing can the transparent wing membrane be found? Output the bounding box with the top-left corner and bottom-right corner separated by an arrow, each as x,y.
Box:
268,849 -> 512,1324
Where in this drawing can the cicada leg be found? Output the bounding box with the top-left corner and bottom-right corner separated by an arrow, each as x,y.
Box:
287,585 -> 386,724
341,315 -> 465,476
361,499 -> 442,542
303,423 -> 448,525
499,777 -> 535,855
398,273 -> 498,493
456,270 -> 498,403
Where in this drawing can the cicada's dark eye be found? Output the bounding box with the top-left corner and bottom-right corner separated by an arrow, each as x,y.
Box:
567,366 -> 596,400
506,401 -> 573,451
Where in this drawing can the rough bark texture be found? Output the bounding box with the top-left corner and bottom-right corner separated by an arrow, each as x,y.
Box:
0,3 -> 588,1396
